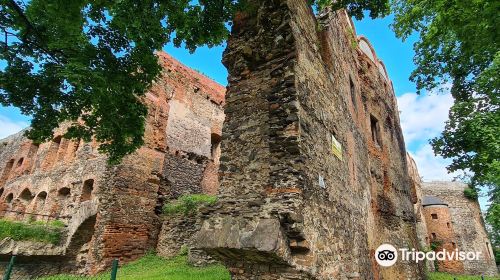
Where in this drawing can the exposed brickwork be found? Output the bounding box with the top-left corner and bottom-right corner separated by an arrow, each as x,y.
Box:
0,51 -> 225,275
194,1 -> 422,279
418,181 -> 498,276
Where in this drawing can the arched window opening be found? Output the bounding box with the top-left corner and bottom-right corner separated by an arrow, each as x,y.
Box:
210,133 -> 222,160
16,158 -> 24,167
19,188 -> 34,203
5,193 -> 13,203
36,191 -> 47,204
53,136 -> 62,145
58,187 -> 71,198
81,179 -> 94,202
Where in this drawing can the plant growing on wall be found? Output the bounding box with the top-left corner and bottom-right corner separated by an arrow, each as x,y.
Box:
163,194 -> 217,216
463,187 -> 479,200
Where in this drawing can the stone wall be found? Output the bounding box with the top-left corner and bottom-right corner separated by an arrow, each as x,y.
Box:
407,154 -> 435,272
194,1 -> 422,279
0,51 -> 225,275
420,181 -> 498,276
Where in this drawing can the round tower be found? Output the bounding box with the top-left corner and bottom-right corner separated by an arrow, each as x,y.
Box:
422,196 -> 464,273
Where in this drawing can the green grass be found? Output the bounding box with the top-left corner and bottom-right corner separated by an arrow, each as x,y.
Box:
0,219 -> 64,244
40,254 -> 230,280
163,194 -> 217,216
428,272 -> 500,280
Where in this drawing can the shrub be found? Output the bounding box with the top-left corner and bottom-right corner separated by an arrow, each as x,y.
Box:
163,194 -> 217,216
0,219 -> 64,244
463,187 -> 479,200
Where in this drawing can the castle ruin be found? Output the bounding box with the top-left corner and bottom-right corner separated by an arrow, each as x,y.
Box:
0,1 -> 497,279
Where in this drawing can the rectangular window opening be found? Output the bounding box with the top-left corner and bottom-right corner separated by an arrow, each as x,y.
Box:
370,115 -> 381,147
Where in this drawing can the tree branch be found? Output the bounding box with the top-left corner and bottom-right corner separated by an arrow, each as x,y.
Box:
6,0 -> 66,63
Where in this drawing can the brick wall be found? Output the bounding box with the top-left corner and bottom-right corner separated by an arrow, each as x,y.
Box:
0,51 -> 225,275
421,182 -> 498,276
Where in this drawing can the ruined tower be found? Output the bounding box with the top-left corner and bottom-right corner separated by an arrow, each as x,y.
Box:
0,52 -> 225,274
194,1 -> 423,279
419,181 -> 498,276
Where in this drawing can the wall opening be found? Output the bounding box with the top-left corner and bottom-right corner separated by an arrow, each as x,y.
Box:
66,214 -> 97,261
16,157 -> 24,167
34,191 -> 48,214
452,242 -> 456,249
447,222 -> 450,228
370,115 -> 381,147
210,133 -> 222,160
431,213 -> 438,219
0,188 -> 3,198
486,242 -> 491,258
19,188 -> 34,204
5,193 -> 13,203
349,77 -> 356,109
58,187 -> 71,198
81,179 -> 94,202
35,191 -> 47,203
431,233 -> 436,239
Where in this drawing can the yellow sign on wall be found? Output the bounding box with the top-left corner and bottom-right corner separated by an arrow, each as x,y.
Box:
331,134 -> 342,160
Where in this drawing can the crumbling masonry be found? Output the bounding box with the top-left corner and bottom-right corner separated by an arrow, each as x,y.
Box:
0,1 -> 497,279
193,1 -> 422,279
0,52 -> 225,274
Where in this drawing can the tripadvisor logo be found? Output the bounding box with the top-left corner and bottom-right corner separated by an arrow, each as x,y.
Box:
374,243 -> 482,267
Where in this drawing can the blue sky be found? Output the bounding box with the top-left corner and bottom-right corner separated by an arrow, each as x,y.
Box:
0,14 -> 489,210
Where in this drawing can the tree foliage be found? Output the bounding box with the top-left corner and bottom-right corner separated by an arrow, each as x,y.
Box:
0,0 -> 388,163
392,0 -> 499,249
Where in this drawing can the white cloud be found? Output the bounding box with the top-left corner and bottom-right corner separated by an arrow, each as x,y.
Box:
0,115 -> 29,139
408,144 -> 458,181
397,91 -> 457,181
397,92 -> 454,144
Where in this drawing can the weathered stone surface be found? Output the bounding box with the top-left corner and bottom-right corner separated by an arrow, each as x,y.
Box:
194,1 -> 423,279
0,51 -> 225,275
418,181 -> 498,276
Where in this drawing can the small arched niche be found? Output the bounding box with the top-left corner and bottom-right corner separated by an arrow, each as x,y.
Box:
19,188 -> 34,204
0,188 -> 4,198
35,191 -> 47,204
58,187 -> 71,199
16,157 -> 24,167
80,179 -> 94,202
34,191 -> 48,215
5,193 -> 13,203
210,133 -> 222,160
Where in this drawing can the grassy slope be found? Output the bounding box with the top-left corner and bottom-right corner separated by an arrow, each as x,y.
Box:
428,272 -> 500,280
116,254 -> 230,280
0,219 -> 63,244
42,254 -> 230,280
